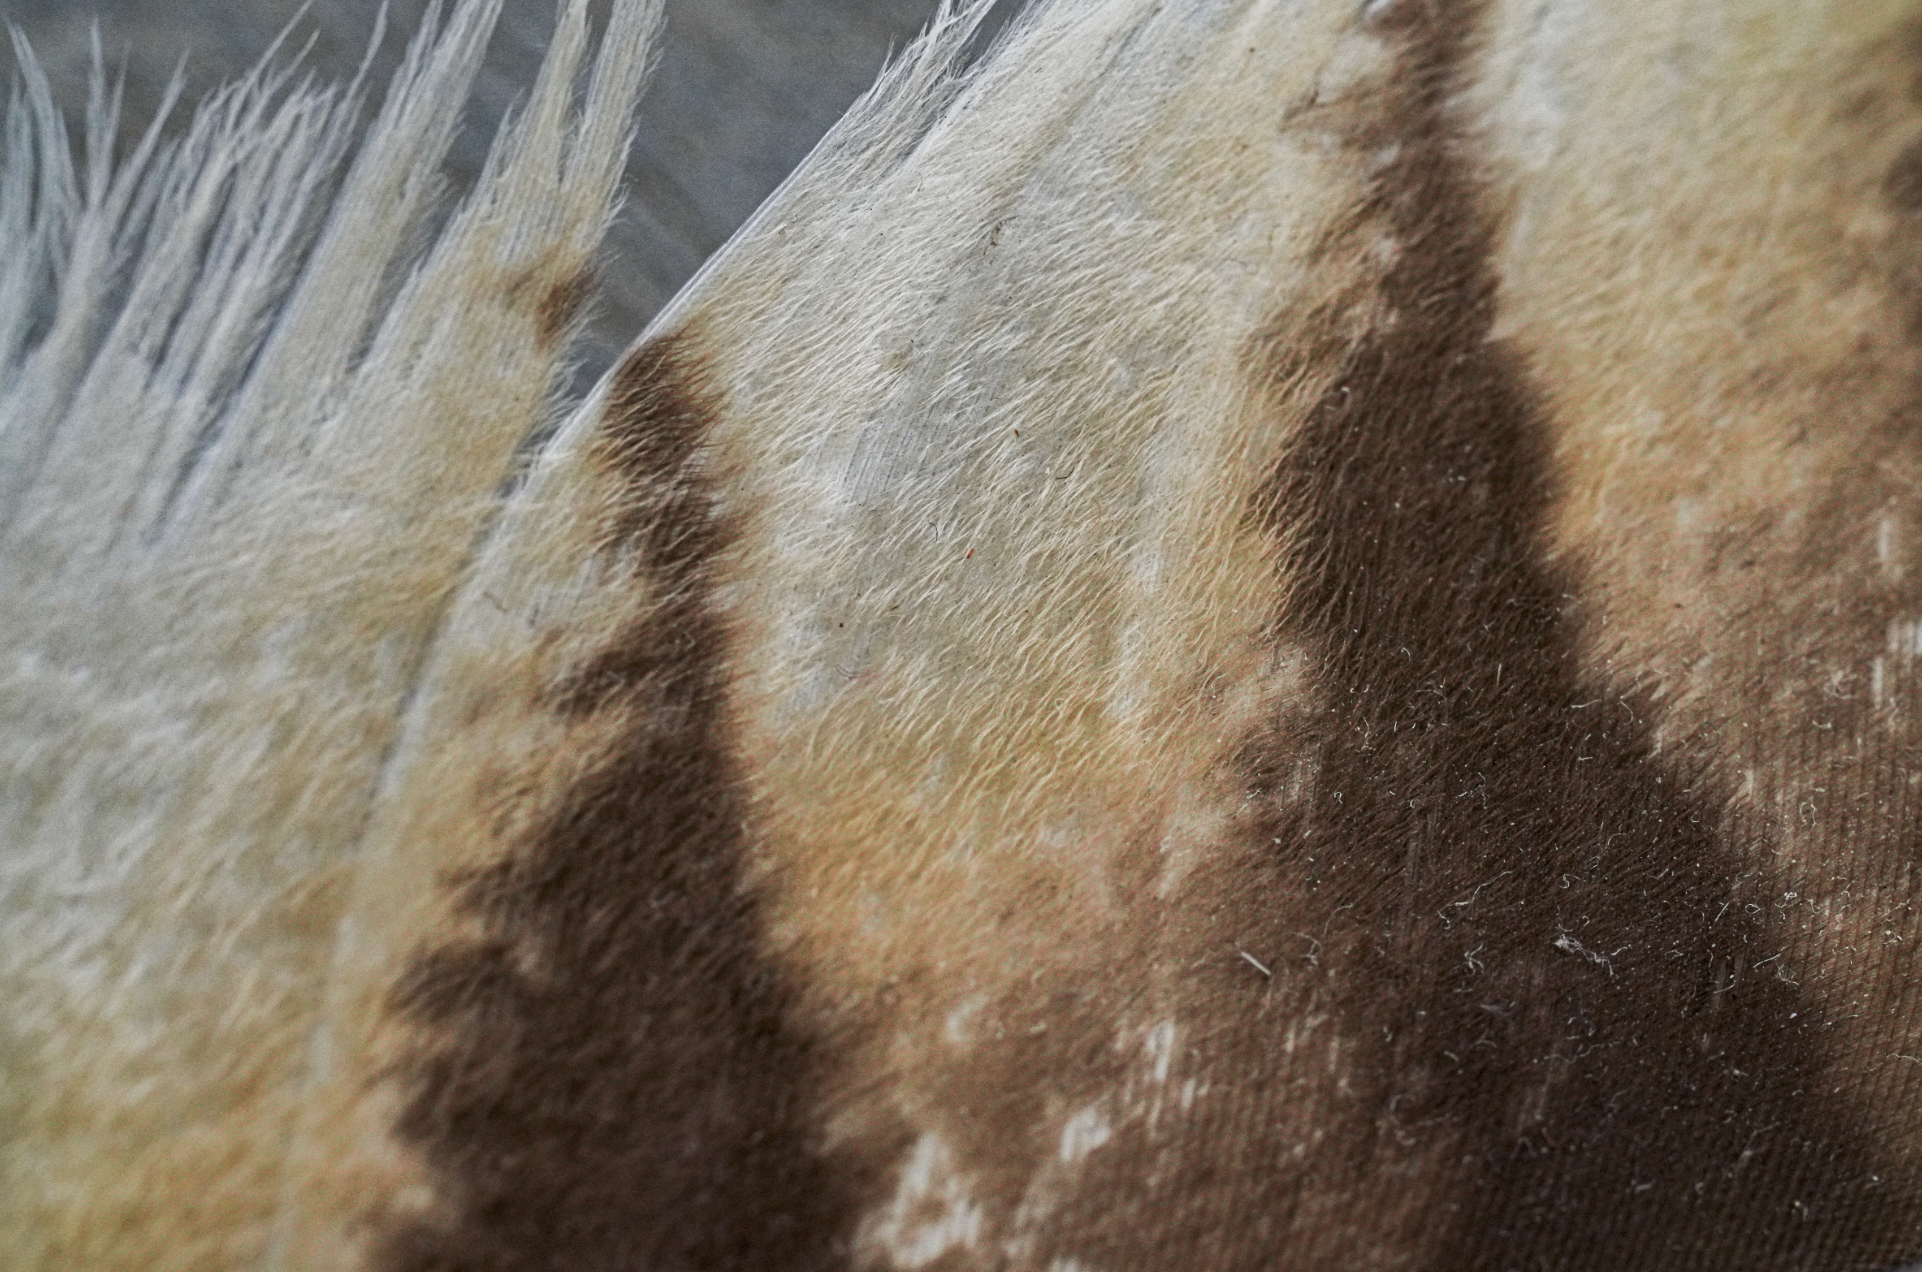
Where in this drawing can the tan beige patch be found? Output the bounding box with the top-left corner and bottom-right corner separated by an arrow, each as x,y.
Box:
1476,0 -> 1922,1163
683,1 -> 1468,1267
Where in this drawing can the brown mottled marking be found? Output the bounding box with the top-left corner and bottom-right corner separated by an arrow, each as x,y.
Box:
1246,0 -> 1920,1266
375,333 -> 862,1270
535,266 -> 598,351
1887,135 -> 1922,209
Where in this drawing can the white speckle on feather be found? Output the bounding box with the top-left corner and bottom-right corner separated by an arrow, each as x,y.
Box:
868,1135 -> 985,1268
1059,1106 -> 1112,1163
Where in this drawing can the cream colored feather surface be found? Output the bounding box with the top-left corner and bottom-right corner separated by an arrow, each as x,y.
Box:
6,0 -> 1922,1268
0,1 -> 658,1264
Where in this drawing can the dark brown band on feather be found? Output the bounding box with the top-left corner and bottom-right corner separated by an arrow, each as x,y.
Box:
375,334 -> 862,1271
1249,0 -> 1922,1266
534,267 -> 598,352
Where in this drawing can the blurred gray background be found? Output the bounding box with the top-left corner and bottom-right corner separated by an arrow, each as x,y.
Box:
0,0 -> 1022,378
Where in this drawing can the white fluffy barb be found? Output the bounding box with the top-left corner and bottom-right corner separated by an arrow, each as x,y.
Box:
0,1 -> 660,1263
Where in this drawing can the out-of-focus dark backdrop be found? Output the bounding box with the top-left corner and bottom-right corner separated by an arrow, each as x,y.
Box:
0,0 -> 1021,377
